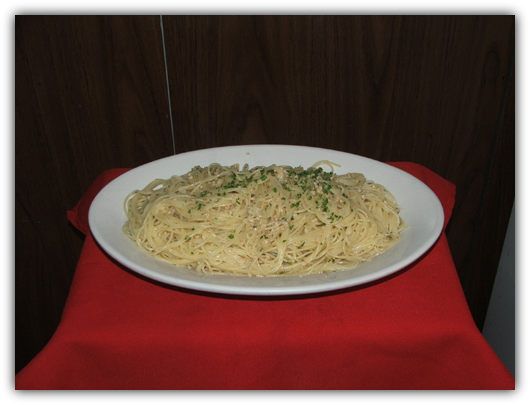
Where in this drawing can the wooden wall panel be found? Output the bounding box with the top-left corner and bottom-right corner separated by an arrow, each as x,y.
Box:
163,15 -> 515,326
464,47 -> 515,328
15,15 -> 172,373
15,15 -> 515,374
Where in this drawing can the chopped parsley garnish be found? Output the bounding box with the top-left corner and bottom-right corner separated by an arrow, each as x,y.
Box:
205,163 -> 346,230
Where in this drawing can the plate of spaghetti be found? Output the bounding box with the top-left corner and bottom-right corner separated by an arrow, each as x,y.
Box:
89,145 -> 444,295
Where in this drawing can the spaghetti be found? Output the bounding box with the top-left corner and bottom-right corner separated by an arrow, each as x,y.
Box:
122,162 -> 406,276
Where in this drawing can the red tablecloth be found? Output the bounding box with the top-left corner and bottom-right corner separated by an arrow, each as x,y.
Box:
15,163 -> 515,390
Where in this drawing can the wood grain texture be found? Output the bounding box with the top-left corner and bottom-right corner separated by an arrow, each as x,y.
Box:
163,16 -> 512,161
463,42 -> 515,328
15,15 -> 515,374
15,15 -> 172,373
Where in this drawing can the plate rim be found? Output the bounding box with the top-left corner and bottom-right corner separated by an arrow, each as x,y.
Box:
88,145 -> 445,296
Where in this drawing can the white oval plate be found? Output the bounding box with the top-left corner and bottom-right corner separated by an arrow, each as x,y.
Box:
89,145 -> 444,296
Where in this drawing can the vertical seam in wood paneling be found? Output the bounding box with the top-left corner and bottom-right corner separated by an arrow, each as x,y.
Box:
159,16 -> 176,155
461,45 -> 515,298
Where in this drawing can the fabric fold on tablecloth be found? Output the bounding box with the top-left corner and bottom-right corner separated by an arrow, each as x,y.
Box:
16,162 -> 515,390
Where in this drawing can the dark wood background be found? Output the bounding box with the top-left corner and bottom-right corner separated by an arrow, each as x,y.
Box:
15,15 -> 515,374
